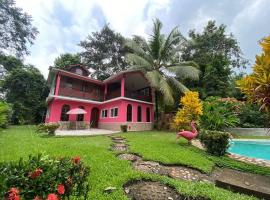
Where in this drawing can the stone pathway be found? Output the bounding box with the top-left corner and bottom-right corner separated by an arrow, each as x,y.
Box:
109,136 -> 270,199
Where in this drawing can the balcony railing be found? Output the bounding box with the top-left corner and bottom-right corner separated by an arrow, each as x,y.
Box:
125,90 -> 152,102
58,87 -> 102,101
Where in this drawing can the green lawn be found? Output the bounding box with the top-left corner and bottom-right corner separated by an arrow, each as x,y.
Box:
1,126 -> 269,200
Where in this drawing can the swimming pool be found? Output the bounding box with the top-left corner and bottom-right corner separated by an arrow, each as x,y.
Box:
229,140 -> 270,161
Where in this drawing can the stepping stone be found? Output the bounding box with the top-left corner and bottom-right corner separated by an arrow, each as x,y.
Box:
125,181 -> 208,200
125,181 -> 180,200
213,168 -> 270,199
111,144 -> 128,152
168,166 -> 213,183
118,154 -> 140,162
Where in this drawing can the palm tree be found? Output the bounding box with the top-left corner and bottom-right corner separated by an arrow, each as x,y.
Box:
125,19 -> 200,123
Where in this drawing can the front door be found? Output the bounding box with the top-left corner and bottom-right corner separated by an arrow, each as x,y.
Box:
90,107 -> 99,128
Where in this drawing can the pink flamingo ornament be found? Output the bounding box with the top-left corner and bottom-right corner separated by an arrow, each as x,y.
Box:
176,121 -> 198,144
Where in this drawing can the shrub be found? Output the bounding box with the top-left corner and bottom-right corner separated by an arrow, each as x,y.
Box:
199,130 -> 230,156
200,97 -> 239,131
0,154 -> 90,200
238,103 -> 268,128
172,91 -> 203,131
36,123 -> 60,135
120,125 -> 128,132
0,101 -> 11,129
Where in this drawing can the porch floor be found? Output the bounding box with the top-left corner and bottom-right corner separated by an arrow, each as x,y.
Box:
55,128 -> 119,136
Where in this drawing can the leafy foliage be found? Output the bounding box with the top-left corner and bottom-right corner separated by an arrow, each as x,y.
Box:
182,21 -> 247,98
0,101 -> 11,128
199,130 -> 230,156
36,123 -> 60,135
80,24 -> 127,80
0,0 -> 38,56
172,91 -> 202,130
0,154 -> 89,200
54,53 -> 81,69
1,66 -> 49,124
238,104 -> 268,128
237,35 -> 270,118
200,97 -> 240,130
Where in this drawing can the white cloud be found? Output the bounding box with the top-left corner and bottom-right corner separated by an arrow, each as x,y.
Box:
14,0 -> 169,78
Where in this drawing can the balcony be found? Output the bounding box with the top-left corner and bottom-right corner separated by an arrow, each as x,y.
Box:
58,87 -> 103,102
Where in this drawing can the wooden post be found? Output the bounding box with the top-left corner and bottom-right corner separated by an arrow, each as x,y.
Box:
54,74 -> 61,96
121,76 -> 125,97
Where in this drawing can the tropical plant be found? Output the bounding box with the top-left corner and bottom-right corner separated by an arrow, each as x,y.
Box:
172,91 -> 202,131
0,154 -> 90,200
0,101 -> 11,128
125,19 -> 200,122
200,97 -> 239,131
237,35 -> 270,125
36,123 -> 60,135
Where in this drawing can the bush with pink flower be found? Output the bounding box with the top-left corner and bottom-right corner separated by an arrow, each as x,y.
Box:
0,154 -> 89,199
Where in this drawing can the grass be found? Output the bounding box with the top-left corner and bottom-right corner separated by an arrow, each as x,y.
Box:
0,126 -> 268,200
123,131 -> 270,176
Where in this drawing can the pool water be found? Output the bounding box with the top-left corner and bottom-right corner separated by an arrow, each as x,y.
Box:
229,140 -> 270,161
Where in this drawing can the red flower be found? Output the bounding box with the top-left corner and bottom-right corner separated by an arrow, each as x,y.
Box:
72,156 -> 80,164
46,194 -> 58,200
57,184 -> 65,195
6,188 -> 20,200
29,168 -> 43,179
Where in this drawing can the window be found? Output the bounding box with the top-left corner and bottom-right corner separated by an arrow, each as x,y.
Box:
110,108 -> 118,118
61,105 -> 70,121
127,104 -> 132,122
146,107 -> 150,122
77,106 -> 85,121
101,109 -> 108,118
76,68 -> 83,75
137,106 -> 142,122
66,78 -> 73,88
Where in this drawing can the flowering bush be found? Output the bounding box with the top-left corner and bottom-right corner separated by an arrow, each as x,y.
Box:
0,154 -> 90,200
171,91 -> 203,131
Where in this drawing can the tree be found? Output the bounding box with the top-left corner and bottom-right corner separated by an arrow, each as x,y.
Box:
80,24 -> 127,80
182,21 -> 247,98
54,53 -> 81,69
1,65 -> 49,124
125,19 -> 200,122
237,35 -> 270,123
0,0 -> 38,57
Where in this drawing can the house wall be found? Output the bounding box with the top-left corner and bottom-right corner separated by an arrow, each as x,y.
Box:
45,98 -> 154,131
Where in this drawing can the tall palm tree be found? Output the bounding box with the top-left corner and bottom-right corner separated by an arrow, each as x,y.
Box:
125,19 -> 200,122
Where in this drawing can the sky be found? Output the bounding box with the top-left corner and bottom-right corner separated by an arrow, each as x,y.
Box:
15,0 -> 270,78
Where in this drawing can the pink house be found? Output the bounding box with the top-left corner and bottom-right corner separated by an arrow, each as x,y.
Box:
45,65 -> 154,131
